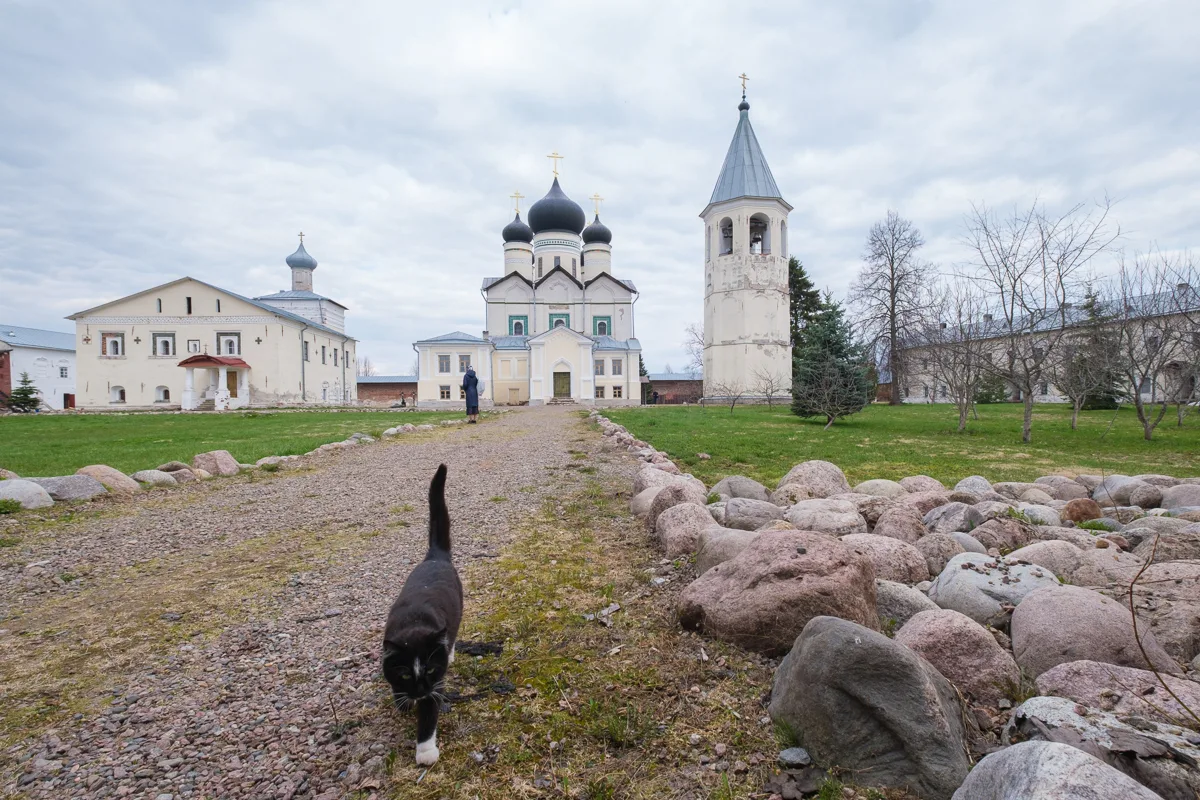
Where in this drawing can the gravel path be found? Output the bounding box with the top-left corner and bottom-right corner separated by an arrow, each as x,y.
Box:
2,407 -> 640,799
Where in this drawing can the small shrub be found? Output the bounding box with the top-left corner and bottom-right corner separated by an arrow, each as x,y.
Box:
259,462 -> 280,473
0,499 -> 23,515
1003,507 -> 1032,524
706,492 -> 721,505
1077,519 -> 1109,531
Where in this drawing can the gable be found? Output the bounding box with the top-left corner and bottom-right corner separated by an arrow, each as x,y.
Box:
584,272 -> 633,299
70,278 -> 266,319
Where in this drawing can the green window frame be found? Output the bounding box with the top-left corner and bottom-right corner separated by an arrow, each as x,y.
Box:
592,316 -> 612,336
549,313 -> 570,329
508,315 -> 528,336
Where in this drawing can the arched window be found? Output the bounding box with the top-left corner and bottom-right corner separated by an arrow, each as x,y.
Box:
111,386 -> 126,403
596,320 -> 609,336
554,319 -> 565,328
225,340 -> 235,355
749,213 -> 771,254
780,220 -> 787,259
155,385 -> 170,402
706,225 -> 711,261
719,218 -> 733,255
513,320 -> 525,336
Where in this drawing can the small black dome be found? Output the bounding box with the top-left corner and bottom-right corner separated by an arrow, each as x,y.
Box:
528,177 -> 586,235
582,214 -> 612,245
502,212 -> 533,243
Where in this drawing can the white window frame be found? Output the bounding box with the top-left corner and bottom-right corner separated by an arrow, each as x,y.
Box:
596,385 -> 605,399
187,339 -> 201,354
59,366 -> 69,378
612,358 -> 622,376
594,359 -> 605,376
613,385 -> 623,399
152,333 -> 176,357
439,385 -> 451,400
217,332 -> 241,356
101,332 -> 125,357
438,354 -> 451,374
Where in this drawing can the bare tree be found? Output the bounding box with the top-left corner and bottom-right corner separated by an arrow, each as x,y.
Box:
663,362 -> 674,374
706,379 -> 745,414
356,357 -> 377,377
922,276 -> 990,432
849,211 -> 936,406
408,358 -> 420,377
964,197 -> 1119,442
1162,254 -> 1200,427
683,323 -> 704,378
750,367 -> 789,407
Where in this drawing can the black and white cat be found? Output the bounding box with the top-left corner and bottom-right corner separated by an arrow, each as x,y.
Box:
381,463 -> 463,766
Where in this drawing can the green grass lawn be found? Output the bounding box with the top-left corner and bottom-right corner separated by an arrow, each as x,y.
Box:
605,403 -> 1200,488
0,410 -> 463,476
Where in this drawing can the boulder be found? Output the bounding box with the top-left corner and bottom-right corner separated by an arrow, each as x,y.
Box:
1018,503 -> 1061,527
956,475 -> 993,494
1010,585 -> 1179,677
1005,696 -> 1200,799
647,483 -> 708,534
655,503 -> 714,558
951,740 -> 1165,800
722,497 -> 785,531
1093,475 -> 1141,507
1076,474 -> 1104,491
923,502 -> 973,534
1129,483 -> 1164,510
0,479 -> 54,510
694,526 -> 760,575
1162,484 -> 1200,511
1036,659 -> 1200,726
776,460 -> 850,498
784,498 -> 867,536
191,450 -> 239,477
876,579 -> 939,629
967,500 -> 1017,527
871,506 -> 927,544
1019,487 -> 1056,505
633,466 -> 704,497
769,617 -> 971,800
928,553 -> 1061,628
1033,526 -> 1100,549
854,478 -> 909,498
711,475 -> 770,502
1104,506 -> 1146,524
897,490 -> 954,516
1049,482 -> 1090,501
828,492 -> 894,528
169,467 -> 199,483
1133,528 -> 1200,562
915,533 -> 967,576
947,489 -> 984,505
841,533 -> 929,584
1008,540 -> 1083,579
1063,497 -> 1104,523
895,609 -> 1020,705
1134,474 -> 1181,488
678,532 -> 878,656
0,468 -> 20,480
951,531 -> 988,554
26,475 -> 108,501
770,483 -> 815,506
1120,516 -> 1192,548
130,469 -> 179,487
76,465 -> 140,494
1068,548 -> 1144,586
969,517 -> 1035,552
156,460 -> 191,472
1115,559 -> 1200,664
992,481 -> 1040,500
630,486 -> 662,516
899,475 -> 946,494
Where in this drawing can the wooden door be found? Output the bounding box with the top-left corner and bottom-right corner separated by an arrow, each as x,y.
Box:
553,372 -> 570,398
227,370 -> 238,398
63,393 -> 75,409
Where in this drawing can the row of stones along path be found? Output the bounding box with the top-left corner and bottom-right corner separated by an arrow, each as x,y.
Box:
2,407 -> 642,799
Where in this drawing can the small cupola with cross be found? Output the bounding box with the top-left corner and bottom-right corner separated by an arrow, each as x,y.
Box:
285,232 -> 318,292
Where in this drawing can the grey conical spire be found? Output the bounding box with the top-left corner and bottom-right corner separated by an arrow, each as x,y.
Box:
707,96 -> 784,207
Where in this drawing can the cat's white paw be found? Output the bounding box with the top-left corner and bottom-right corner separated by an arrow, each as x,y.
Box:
415,737 -> 439,766
448,646 -> 455,664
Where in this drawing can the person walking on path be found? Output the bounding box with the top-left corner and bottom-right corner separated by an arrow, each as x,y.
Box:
462,366 -> 480,423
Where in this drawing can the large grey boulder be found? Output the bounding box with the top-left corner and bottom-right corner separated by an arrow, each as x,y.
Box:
1113,559 -> 1200,664
776,460 -> 850,498
694,526 -> 760,575
951,531 -> 988,554
871,506 -> 927,544
1162,484 -> 1200,511
1005,696 -> 1200,798
1133,528 -> 1200,562
722,497 -> 785,531
900,475 -> 946,493
955,475 -> 993,495
192,449 -> 240,477
915,533 -> 968,576
678,532 -> 878,656
924,501 -> 974,534
1019,503 -> 1062,527
1036,659 -> 1200,726
928,553 -> 1060,628
841,533 -> 929,584
968,517 -> 1036,551
1129,483 -> 1164,510
76,464 -> 140,494
828,492 -> 895,529
0,479 -> 53,510
1068,548 -> 1144,586
784,498 -> 867,536
897,489 -> 954,516
633,466 -> 704,497
1008,540 -> 1083,579
655,503 -> 715,558
993,481 -> 1041,500
1010,585 -> 1180,678
951,740 -> 1165,800
710,475 -> 770,502
629,486 -> 661,516
895,608 -> 1020,705
26,475 -> 108,501
769,617 -> 971,800
854,478 -> 909,498
1093,475 -> 1142,507
647,483 -> 708,534
1034,525 -> 1102,549
1134,474 -> 1181,488
875,579 -> 939,629
131,469 -> 179,487
1120,515 -> 1192,548
0,468 -> 19,480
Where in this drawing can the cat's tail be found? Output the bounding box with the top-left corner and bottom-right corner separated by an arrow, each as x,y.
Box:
428,463 -> 451,555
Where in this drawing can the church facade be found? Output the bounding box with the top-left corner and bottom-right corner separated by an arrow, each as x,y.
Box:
68,240 -> 357,410
701,91 -> 792,402
415,175 -> 642,407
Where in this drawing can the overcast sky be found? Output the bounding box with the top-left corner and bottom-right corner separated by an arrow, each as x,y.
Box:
2,0 -> 1198,373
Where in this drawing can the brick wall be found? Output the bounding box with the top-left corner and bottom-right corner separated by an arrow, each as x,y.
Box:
357,380 -> 417,404
647,379 -> 703,404
0,349 -> 11,400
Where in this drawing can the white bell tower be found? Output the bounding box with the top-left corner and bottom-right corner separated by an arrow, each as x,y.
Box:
700,81 -> 792,401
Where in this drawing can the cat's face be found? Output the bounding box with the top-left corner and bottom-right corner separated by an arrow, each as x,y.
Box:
382,631 -> 450,702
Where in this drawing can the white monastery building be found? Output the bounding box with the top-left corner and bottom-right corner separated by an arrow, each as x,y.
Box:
67,239 -> 357,410
414,169 -> 642,407
701,88 -> 792,401
0,324 -> 77,409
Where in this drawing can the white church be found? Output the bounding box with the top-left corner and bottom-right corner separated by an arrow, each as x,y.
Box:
414,170 -> 643,407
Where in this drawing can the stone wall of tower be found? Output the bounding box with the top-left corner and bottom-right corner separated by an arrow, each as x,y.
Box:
702,199 -> 791,398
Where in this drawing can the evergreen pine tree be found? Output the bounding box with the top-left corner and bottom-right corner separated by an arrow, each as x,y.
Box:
788,256 -> 823,352
1076,292 -> 1123,411
791,301 -> 872,428
6,372 -> 42,413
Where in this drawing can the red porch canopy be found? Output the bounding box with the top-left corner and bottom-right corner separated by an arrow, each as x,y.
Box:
177,354 -> 251,369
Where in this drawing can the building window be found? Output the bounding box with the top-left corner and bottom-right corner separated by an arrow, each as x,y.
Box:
321,345 -> 327,364
572,258 -> 577,277
719,217 -> 733,255
59,366 -> 69,378
749,213 -> 771,254
187,339 -> 200,354
550,313 -> 569,329
438,355 -> 451,373
595,360 -> 605,376
303,341 -> 310,361
458,354 -> 470,373
101,332 -> 125,357
111,385 -> 126,403
509,316 -> 528,336
596,386 -> 605,399
706,226 -> 711,261
439,385 -> 451,400
612,359 -> 622,376
613,385 -> 622,399
218,333 -> 240,355
153,333 -> 176,357
593,316 -> 611,336
186,297 -> 193,315
460,387 -> 466,400
155,385 -> 170,402
216,299 -> 222,313
1040,382 -> 1049,395
554,256 -> 561,269
537,257 -> 543,278
156,298 -> 162,313
333,349 -> 338,366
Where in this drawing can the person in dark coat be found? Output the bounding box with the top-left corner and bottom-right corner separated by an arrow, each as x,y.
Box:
462,367 -> 480,423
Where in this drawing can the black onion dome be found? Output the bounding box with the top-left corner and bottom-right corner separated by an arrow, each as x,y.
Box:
581,214 -> 612,245
502,212 -> 533,243
527,177 -> 586,235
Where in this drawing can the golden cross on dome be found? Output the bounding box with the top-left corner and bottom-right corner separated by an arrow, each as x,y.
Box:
510,191 -> 524,213
590,193 -> 604,215
298,231 -> 305,244
738,72 -> 749,94
546,151 -> 563,177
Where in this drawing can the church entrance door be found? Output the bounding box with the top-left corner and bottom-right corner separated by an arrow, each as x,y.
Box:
227,370 -> 239,398
553,372 -> 570,398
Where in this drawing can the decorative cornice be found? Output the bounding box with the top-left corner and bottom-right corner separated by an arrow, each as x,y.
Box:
76,316 -> 281,325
